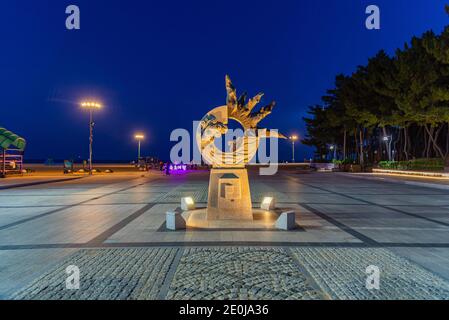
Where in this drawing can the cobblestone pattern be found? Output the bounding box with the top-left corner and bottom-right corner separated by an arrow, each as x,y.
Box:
14,246 -> 449,300
13,248 -> 178,300
291,247 -> 449,300
166,247 -> 325,300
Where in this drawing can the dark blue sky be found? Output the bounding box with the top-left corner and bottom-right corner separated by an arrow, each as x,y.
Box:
1,0 -> 448,162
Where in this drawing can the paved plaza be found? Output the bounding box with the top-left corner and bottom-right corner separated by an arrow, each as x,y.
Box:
2,170 -> 449,299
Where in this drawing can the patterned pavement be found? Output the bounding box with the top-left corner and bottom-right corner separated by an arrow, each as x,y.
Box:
13,248 -> 178,300
292,247 -> 449,300
3,170 -> 449,300
11,246 -> 449,300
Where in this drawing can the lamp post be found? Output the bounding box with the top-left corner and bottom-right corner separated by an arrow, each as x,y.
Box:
81,101 -> 102,175
383,135 -> 392,161
134,134 -> 145,161
330,144 -> 337,160
289,135 -> 298,163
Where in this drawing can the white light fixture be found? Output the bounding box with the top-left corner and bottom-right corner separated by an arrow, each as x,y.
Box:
181,197 -> 196,211
260,196 -> 276,210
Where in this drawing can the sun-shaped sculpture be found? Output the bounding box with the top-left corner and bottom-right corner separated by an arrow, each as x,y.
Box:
197,75 -> 286,167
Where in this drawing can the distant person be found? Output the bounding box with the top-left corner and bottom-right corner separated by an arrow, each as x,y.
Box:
165,162 -> 171,176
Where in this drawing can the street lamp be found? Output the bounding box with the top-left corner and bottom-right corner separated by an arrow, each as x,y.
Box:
289,135 -> 298,163
81,101 -> 102,175
382,135 -> 392,161
329,144 -> 337,160
134,133 -> 145,161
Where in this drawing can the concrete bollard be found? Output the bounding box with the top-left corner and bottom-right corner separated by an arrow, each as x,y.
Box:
275,211 -> 296,230
166,207 -> 186,230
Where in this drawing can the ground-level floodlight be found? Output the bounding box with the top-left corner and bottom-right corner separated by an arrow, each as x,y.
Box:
261,196 -> 276,210
181,197 -> 196,211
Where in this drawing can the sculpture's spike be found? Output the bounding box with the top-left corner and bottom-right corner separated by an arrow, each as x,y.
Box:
250,101 -> 276,126
237,92 -> 247,108
258,101 -> 276,115
247,93 -> 264,112
225,75 -> 237,111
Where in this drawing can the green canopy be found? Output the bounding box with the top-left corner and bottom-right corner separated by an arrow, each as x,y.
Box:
0,127 -> 26,151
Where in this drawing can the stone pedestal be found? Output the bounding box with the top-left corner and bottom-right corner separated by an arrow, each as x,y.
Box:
206,168 -> 253,220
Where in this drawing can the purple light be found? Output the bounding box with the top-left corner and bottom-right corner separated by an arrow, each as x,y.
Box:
168,164 -> 188,173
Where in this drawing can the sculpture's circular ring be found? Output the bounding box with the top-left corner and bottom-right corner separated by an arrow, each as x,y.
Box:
196,105 -> 259,168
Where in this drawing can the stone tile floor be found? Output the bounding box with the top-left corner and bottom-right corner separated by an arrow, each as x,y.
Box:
2,170 -> 449,299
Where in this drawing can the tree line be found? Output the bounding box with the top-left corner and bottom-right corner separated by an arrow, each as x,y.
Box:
302,7 -> 449,167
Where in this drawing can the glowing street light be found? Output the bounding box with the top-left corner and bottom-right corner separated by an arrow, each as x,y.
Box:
382,135 -> 392,161
81,102 -> 102,109
289,135 -> 298,163
81,100 -> 102,175
134,133 -> 145,160
329,144 -> 337,160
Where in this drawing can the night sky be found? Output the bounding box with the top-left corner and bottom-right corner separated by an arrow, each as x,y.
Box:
1,0 -> 448,162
